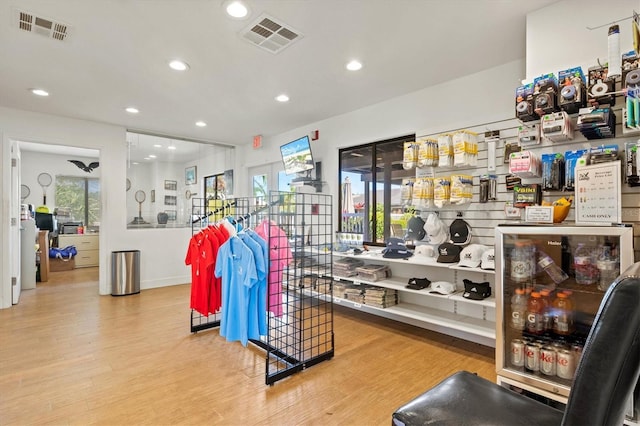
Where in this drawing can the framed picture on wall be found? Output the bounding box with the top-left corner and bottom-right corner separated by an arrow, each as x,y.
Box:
164,195 -> 177,206
185,166 -> 197,185
166,210 -> 177,221
204,174 -> 217,201
164,180 -> 177,191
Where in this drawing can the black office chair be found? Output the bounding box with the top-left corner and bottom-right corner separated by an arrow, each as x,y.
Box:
392,262 -> 640,426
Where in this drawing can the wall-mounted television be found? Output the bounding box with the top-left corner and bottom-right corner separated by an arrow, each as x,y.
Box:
280,135 -> 315,175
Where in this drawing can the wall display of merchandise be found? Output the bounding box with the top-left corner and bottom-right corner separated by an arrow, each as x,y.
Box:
495,224 -> 638,424
510,53 -> 640,226
187,192 -> 334,385
333,215 -> 496,347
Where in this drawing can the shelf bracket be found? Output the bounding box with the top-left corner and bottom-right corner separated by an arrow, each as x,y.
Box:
453,299 -> 458,315
483,306 -> 488,321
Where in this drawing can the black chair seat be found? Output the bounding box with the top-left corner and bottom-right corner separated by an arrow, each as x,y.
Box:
392,262 -> 640,426
393,371 -> 564,426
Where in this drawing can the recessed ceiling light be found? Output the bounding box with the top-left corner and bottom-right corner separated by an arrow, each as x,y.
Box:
275,94 -> 289,102
132,162 -> 139,165
31,88 -> 49,97
225,1 -> 249,18
149,154 -> 157,158
168,143 -> 177,150
346,60 -> 362,71
169,60 -> 189,71
153,144 -> 162,148
144,157 -> 150,160
195,121 -> 207,127
125,107 -> 139,114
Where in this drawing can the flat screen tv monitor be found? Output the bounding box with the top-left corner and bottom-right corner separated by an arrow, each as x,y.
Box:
35,212 -> 55,232
280,135 -> 314,175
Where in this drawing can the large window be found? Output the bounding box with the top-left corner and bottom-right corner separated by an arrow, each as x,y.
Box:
339,134 -> 415,245
55,176 -> 101,230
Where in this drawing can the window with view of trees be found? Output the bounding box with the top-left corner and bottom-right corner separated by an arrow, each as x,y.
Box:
55,176 -> 101,230
339,134 -> 415,245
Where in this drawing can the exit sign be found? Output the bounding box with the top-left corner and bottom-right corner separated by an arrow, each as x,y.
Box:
253,135 -> 262,149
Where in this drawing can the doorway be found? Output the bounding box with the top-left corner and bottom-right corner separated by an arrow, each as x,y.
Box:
17,141 -> 101,289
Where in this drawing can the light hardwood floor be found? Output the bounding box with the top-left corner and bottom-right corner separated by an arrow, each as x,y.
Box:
0,268 -> 495,425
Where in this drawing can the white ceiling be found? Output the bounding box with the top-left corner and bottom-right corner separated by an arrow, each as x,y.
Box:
0,0 -> 559,147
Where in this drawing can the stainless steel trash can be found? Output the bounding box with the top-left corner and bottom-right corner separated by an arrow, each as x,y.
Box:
111,250 -> 140,296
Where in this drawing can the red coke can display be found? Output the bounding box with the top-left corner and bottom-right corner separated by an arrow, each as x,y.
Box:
525,342 -> 541,372
540,346 -> 557,376
510,339 -> 525,367
556,349 -> 575,380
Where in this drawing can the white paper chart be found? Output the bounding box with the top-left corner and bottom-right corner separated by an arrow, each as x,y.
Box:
575,161 -> 621,224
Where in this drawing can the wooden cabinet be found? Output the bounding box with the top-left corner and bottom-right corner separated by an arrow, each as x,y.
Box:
58,234 -> 99,268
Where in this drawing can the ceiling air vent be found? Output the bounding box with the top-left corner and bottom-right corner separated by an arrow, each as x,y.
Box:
240,14 -> 303,54
13,9 -> 71,41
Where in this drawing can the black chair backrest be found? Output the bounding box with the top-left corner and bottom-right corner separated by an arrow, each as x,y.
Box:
562,262 -> 640,426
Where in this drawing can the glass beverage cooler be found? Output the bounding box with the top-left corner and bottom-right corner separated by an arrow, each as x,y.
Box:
495,224 -> 637,419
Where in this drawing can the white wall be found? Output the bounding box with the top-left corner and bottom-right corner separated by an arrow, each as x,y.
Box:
20,150 -> 101,210
0,107 -> 228,308
237,59 -> 524,204
526,0 -> 637,80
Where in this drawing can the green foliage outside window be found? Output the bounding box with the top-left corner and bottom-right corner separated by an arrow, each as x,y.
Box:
55,176 -> 101,227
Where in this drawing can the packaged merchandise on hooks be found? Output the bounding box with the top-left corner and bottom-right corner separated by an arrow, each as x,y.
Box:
403,141 -> 419,170
516,83 -> 538,122
452,130 -> 478,167
541,153 -> 565,191
437,134 -> 454,167
624,141 -> 640,186
577,107 -> 616,139
558,67 -> 587,114
509,150 -> 541,178
417,138 -> 438,167
518,123 -> 541,146
533,73 -> 559,117
541,111 -> 574,142
587,63 -> 616,106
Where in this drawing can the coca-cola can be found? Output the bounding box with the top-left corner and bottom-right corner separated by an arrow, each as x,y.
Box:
557,349 -> 575,379
525,342 -> 541,371
510,339 -> 525,367
540,346 -> 556,376
571,344 -> 584,366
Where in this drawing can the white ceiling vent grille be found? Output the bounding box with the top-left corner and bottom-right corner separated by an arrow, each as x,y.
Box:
240,14 -> 303,54
13,9 -> 71,41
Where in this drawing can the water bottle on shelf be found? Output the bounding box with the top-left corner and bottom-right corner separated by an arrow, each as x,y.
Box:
510,288 -> 527,331
537,250 -> 568,285
573,243 -> 599,285
596,241 -> 619,292
510,240 -> 535,286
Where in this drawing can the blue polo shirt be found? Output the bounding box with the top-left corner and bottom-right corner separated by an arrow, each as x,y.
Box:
238,232 -> 267,339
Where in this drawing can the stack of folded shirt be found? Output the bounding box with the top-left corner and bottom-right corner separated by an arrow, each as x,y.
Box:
333,280 -> 348,299
344,286 -> 365,303
333,257 -> 365,277
355,264 -> 391,282
363,286 -> 398,308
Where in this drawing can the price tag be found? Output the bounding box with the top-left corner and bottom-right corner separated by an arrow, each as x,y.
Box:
354,303 -> 362,308
352,280 -> 361,285
335,298 -> 341,303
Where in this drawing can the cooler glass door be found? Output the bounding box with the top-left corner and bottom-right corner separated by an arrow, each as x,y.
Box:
495,224 -> 634,398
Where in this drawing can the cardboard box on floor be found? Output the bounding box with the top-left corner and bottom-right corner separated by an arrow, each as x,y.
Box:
50,257 -> 75,272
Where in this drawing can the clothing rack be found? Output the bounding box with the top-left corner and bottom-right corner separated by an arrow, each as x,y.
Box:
187,191 -> 334,385
191,200 -> 237,224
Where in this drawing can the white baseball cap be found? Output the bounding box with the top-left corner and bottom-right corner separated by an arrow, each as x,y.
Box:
429,281 -> 456,295
458,244 -> 488,268
414,244 -> 435,257
423,213 -> 448,245
481,248 -> 495,270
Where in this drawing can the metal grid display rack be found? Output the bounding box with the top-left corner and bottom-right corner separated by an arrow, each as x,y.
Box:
189,191 -> 334,385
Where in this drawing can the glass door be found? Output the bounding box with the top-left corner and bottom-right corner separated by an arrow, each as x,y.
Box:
495,225 -> 634,398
